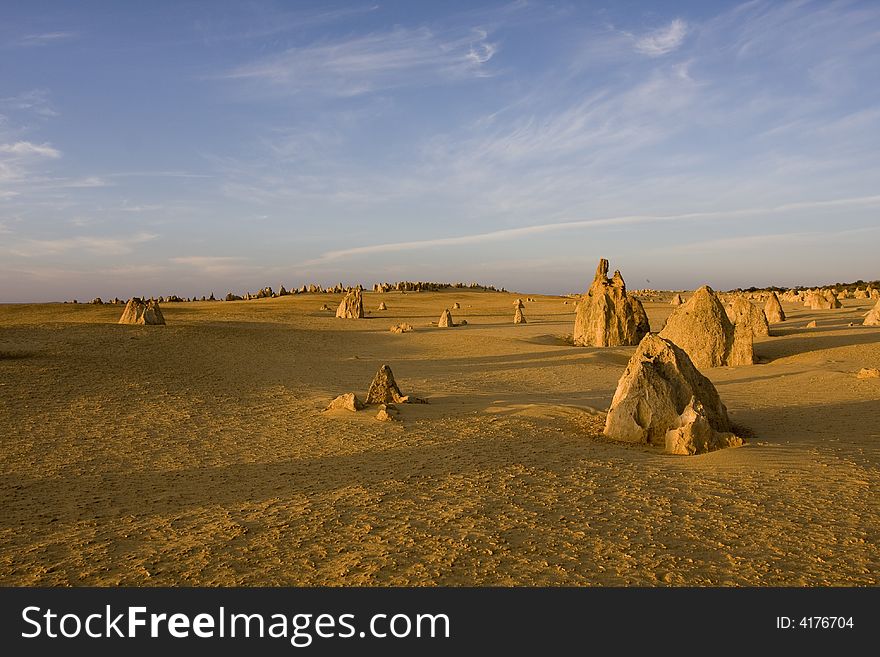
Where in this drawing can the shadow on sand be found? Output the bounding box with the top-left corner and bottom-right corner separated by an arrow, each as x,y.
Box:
730,398 -> 880,448
757,327 -> 880,361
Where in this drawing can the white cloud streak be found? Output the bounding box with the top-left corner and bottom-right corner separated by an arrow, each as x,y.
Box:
5,232 -> 158,258
0,141 -> 61,158
663,223 -> 880,255
105,171 -> 213,179
634,18 -> 688,56
169,256 -> 258,277
222,26 -> 498,96
58,176 -> 109,188
170,256 -> 247,274
0,89 -> 58,117
14,32 -> 78,47
303,194 -> 880,265
193,4 -> 381,44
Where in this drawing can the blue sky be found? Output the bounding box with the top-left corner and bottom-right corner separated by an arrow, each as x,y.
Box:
1,0 -> 879,302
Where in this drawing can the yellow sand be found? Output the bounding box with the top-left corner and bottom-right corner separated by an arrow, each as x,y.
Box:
0,292 -> 877,585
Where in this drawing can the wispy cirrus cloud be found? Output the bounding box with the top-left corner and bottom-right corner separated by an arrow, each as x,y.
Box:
221,26 -> 499,96
465,30 -> 497,66
13,32 -> 78,47
0,89 -> 58,117
0,141 -> 61,158
436,66 -> 696,166
665,224 -> 880,255
193,4 -> 381,44
57,176 -> 109,188
170,256 -> 250,275
105,170 -> 213,179
4,232 -> 157,258
117,203 -> 166,213
302,194 -> 880,265
634,18 -> 688,56
0,141 -> 63,192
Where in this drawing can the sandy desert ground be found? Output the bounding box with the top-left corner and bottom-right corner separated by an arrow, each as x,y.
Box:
0,291 -> 877,586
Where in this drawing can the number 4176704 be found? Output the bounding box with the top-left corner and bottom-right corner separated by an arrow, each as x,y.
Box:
776,617 -> 854,629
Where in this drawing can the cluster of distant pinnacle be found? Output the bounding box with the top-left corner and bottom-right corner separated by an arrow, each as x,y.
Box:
66,281 -> 506,304
65,277 -> 878,306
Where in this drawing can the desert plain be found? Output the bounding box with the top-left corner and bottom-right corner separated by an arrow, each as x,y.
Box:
0,289 -> 878,586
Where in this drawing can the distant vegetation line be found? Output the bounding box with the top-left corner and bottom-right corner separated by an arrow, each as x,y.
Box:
723,279 -> 880,294
55,277 -> 880,306
66,281 -> 507,305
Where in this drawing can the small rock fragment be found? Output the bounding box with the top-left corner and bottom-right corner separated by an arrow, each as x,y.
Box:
325,393 -> 364,412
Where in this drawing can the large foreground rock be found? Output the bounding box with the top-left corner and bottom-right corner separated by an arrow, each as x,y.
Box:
604,334 -> 743,455
336,288 -> 364,319
118,298 -> 166,325
659,286 -> 752,367
573,258 -> 646,346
